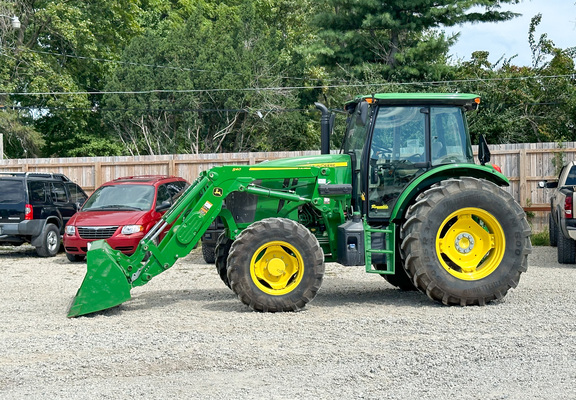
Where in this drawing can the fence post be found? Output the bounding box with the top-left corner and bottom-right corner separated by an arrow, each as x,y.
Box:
94,162 -> 102,190
519,148 -> 527,207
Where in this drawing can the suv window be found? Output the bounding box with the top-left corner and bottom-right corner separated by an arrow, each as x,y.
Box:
0,180 -> 25,203
67,183 -> 87,205
28,181 -> 47,203
51,182 -> 68,203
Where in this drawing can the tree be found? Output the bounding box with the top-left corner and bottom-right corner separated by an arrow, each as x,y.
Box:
103,0 -> 320,155
452,15 -> 576,145
0,0 -> 144,157
312,0 -> 521,82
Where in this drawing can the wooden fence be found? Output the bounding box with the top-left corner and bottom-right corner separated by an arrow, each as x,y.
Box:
2,142 -> 574,232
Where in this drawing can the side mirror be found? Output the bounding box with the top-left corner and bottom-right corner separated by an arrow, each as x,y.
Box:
478,135 -> 491,166
538,180 -> 558,189
356,101 -> 369,127
155,200 -> 171,212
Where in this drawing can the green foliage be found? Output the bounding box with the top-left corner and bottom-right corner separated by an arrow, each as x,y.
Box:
311,0 -> 520,82
1,0 -> 144,157
530,230 -> 550,246
0,1 -> 575,158
103,0 -> 319,154
0,111 -> 45,158
452,15 -> 576,145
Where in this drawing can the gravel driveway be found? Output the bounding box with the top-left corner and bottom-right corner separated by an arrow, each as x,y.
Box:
0,244 -> 575,399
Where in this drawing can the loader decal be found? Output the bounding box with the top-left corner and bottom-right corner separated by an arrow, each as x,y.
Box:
200,201 -> 213,216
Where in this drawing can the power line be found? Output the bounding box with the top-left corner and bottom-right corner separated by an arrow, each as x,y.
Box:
1,101 -> 568,114
1,74 -> 573,97
9,46 -> 335,83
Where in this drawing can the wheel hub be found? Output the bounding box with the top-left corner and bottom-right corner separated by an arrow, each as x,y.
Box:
455,232 -> 475,254
266,258 -> 286,277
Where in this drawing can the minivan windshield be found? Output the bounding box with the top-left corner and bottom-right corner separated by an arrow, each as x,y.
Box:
82,184 -> 155,211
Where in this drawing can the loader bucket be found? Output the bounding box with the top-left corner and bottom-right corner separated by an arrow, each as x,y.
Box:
67,240 -> 132,318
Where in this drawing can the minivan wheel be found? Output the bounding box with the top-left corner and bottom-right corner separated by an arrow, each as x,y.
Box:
66,252 -> 85,262
36,223 -> 60,257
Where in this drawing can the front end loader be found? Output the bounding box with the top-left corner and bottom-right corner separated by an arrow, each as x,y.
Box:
68,93 -> 531,317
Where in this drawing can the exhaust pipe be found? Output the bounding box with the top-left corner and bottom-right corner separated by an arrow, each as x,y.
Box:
315,102 -> 332,155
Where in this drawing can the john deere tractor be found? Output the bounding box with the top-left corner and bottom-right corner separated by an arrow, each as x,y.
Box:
68,93 -> 532,317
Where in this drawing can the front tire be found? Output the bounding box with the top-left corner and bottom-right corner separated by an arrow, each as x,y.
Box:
202,243 -> 216,264
227,218 -> 324,312
557,223 -> 576,264
215,232 -> 233,288
66,252 -> 85,262
549,213 -> 558,247
36,223 -> 60,257
401,178 -> 531,306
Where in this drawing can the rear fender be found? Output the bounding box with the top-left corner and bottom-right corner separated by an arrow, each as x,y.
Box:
30,216 -> 62,247
390,164 -> 509,221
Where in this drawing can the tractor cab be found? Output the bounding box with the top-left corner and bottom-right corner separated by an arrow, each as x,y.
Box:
342,93 -> 479,220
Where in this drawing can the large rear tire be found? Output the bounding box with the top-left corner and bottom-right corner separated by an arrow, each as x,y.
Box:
401,178 -> 531,306
227,218 -> 324,312
549,213 -> 558,247
215,232 -> 233,288
557,223 -> 576,264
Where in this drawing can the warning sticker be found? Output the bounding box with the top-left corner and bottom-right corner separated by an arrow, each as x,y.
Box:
199,201 -> 213,216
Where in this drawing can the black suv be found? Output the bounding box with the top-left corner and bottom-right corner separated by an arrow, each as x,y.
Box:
0,172 -> 88,257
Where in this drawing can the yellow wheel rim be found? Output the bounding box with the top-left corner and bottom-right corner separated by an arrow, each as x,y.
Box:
436,207 -> 505,281
250,241 -> 304,295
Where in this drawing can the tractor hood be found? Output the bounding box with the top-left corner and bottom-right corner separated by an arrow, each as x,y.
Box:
255,153 -> 351,170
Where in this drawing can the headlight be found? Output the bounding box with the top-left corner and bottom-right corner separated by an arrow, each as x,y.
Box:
65,226 -> 76,236
121,225 -> 144,235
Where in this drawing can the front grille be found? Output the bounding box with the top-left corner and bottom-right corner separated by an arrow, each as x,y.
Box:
78,226 -> 118,239
115,246 -> 135,253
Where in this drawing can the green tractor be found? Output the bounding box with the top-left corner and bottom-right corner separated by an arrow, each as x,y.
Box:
68,93 -> 532,317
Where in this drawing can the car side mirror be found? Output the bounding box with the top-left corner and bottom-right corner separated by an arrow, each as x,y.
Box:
155,200 -> 171,212
538,180 -> 558,189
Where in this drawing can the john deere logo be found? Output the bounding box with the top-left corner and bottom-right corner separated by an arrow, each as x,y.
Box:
213,188 -> 223,197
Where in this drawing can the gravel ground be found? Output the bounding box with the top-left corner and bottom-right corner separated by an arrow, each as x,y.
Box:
0,244 -> 575,400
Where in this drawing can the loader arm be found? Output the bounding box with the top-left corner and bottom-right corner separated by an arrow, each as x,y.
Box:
68,165 -> 324,317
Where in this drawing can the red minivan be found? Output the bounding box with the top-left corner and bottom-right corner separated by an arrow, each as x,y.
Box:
63,175 -> 188,262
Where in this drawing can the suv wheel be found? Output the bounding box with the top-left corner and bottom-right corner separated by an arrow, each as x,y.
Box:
36,223 -> 61,257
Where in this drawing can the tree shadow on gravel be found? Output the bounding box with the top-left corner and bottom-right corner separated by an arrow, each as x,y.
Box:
313,286 -> 433,309
70,285 -> 435,317
84,284 -> 435,316
121,288 -> 250,314
0,245 -> 37,258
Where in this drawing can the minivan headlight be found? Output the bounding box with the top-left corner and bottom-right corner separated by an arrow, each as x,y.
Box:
65,226 -> 76,236
121,225 -> 144,235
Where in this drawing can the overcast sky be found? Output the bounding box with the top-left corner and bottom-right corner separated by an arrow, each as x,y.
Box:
445,0 -> 576,66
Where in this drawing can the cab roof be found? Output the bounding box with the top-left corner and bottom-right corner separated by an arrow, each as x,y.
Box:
346,93 -> 481,110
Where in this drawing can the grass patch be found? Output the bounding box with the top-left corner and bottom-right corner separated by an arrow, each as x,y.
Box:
531,230 -> 550,246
